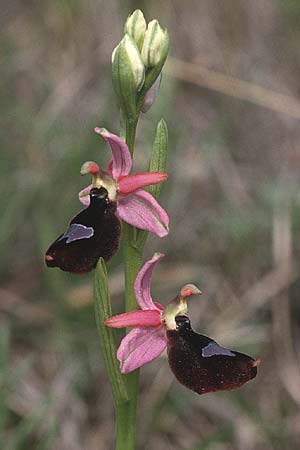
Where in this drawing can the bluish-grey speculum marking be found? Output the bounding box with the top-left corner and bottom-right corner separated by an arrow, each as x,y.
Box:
59,223 -> 94,244
202,342 -> 235,358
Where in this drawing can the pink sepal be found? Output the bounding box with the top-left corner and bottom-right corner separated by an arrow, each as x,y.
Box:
134,253 -> 164,310
117,190 -> 169,237
117,327 -> 167,373
107,159 -> 114,175
118,172 -> 168,195
105,309 -> 161,328
94,128 -> 132,179
78,184 -> 93,206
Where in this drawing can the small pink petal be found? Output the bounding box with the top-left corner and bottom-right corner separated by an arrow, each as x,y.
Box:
117,190 -> 169,237
78,184 -> 93,206
117,327 -> 167,373
118,172 -> 168,195
94,128 -> 132,179
105,309 -> 161,328
134,253 -> 164,310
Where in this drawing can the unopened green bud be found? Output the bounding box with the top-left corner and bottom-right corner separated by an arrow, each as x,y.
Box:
141,20 -> 169,68
112,34 -> 145,90
124,9 -> 146,51
112,34 -> 145,118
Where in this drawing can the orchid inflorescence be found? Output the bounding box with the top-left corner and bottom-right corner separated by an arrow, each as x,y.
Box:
44,8 -> 259,449
45,124 -> 259,390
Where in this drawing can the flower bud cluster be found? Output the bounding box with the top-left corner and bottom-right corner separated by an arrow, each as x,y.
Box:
112,10 -> 169,118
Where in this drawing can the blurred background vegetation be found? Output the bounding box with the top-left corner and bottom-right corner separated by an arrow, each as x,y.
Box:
1,0 -> 300,449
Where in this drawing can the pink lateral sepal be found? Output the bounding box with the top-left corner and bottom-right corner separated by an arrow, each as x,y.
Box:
134,253 -> 164,310
117,327 -> 167,373
107,159 -> 114,175
104,309 -> 162,328
94,128 -> 132,179
118,172 -> 168,195
117,190 -> 169,237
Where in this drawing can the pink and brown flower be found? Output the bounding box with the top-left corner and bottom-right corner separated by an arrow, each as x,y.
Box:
105,253 -> 201,373
105,253 -> 259,395
79,128 -> 169,237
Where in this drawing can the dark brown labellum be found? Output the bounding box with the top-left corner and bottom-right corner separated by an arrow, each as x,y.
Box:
167,316 -> 259,395
45,187 -> 121,274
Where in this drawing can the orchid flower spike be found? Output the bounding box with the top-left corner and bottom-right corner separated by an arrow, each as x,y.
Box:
79,128 -> 169,237
105,253 -> 201,373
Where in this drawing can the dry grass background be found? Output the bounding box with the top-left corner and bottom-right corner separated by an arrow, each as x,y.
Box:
1,0 -> 300,449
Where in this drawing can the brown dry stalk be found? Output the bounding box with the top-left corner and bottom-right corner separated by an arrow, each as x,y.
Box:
166,57 -> 300,119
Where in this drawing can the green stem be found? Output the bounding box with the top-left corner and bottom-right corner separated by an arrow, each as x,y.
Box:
115,232 -> 143,450
115,224 -> 143,450
123,226 -> 143,311
125,117 -> 138,155
115,401 -> 138,450
112,115 -> 144,450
